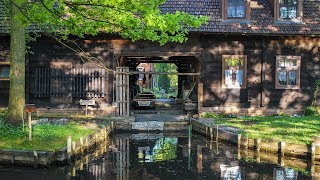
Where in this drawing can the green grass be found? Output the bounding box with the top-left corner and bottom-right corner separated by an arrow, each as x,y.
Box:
0,109 -> 97,151
214,116 -> 320,144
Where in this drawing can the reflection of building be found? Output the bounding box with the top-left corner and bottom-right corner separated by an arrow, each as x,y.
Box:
138,138 -> 178,163
220,165 -> 241,180
273,167 -> 297,180
114,138 -> 130,180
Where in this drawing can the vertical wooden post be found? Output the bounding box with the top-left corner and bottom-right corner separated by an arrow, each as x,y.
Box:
237,134 -> 241,160
119,68 -> 123,115
278,141 -> 285,167
197,145 -> 203,173
197,83 -> 203,117
210,127 -> 213,140
237,134 -> 242,149
311,143 -> 316,175
28,112 -> 32,141
116,67 -> 120,115
80,137 -> 84,154
279,141 -> 285,156
255,138 -> 261,163
255,138 -> 261,152
72,141 -> 76,152
245,137 -> 249,152
205,127 -> 208,138
215,125 -> 219,142
126,67 -> 130,116
67,136 -> 72,162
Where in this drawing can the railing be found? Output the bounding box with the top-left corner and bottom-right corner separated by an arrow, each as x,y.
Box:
32,68 -> 106,98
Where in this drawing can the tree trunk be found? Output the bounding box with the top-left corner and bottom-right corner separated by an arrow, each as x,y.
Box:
7,0 -> 26,125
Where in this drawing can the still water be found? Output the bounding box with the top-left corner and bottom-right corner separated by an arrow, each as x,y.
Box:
0,132 -> 315,180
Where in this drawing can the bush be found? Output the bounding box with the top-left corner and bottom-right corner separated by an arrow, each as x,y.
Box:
0,108 -> 8,120
304,106 -> 320,116
202,112 -> 231,119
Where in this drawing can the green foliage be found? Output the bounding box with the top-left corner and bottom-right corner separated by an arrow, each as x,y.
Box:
202,112 -> 231,119
153,138 -> 177,161
202,112 -> 220,119
5,0 -> 208,45
154,63 -> 178,94
304,106 -> 320,116
0,108 -> 8,120
0,121 -> 95,151
278,112 -> 290,117
225,58 -> 244,67
311,79 -> 320,107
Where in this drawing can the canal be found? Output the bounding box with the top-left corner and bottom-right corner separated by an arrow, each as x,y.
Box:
0,132 -> 314,179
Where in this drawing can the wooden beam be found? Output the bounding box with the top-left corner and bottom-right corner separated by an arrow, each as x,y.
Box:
198,83 -> 203,116
126,71 -> 200,76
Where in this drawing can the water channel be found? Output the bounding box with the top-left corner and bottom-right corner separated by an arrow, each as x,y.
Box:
0,131 -> 315,180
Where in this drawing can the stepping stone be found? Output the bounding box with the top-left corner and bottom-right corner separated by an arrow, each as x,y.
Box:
132,121 -> 164,131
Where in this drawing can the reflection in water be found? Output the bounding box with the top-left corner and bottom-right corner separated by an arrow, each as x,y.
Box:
138,138 -> 178,163
0,133 -> 317,180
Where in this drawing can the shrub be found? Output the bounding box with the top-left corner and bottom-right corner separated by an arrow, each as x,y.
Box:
202,112 -> 219,119
0,108 -> 8,120
304,106 -> 320,116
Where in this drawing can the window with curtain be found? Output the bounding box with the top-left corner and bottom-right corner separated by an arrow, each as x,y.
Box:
279,0 -> 298,19
275,56 -> 300,89
227,0 -> 246,18
222,55 -> 247,89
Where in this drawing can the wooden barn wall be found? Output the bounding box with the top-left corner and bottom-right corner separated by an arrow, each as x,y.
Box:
200,35 -> 320,109
27,36 -> 115,108
1,34 -> 319,111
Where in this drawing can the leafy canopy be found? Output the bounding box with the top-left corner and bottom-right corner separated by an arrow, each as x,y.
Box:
5,0 -> 208,45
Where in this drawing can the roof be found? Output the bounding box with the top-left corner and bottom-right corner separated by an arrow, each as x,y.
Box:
161,0 -> 320,35
1,0 -> 320,35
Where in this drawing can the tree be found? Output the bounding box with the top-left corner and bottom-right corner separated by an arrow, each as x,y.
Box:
3,0 -> 208,125
7,0 -> 26,126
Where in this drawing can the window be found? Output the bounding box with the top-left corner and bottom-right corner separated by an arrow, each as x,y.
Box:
275,56 -> 300,89
222,0 -> 250,20
0,62 -> 10,81
222,55 -> 247,89
279,0 -> 297,19
227,0 -> 246,18
274,0 -> 302,20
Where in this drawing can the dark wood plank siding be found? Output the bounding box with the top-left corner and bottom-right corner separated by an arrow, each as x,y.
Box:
200,35 -> 320,109
1,34 -> 319,110
27,37 -> 114,108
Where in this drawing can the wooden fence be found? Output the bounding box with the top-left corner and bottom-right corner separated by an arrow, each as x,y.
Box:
32,68 -> 106,98
115,67 -> 130,115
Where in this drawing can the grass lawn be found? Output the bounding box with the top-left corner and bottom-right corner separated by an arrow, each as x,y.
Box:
0,109 -> 97,151
214,116 -> 320,144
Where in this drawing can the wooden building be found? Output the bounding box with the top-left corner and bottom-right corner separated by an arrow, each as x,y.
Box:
0,0 -> 320,115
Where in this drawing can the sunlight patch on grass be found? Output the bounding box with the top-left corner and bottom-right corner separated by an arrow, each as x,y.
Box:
216,116 -> 320,144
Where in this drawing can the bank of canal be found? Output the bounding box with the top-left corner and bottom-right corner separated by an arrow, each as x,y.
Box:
0,132 -> 316,179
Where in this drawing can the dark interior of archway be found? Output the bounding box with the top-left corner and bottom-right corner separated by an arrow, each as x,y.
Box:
121,56 -> 201,102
